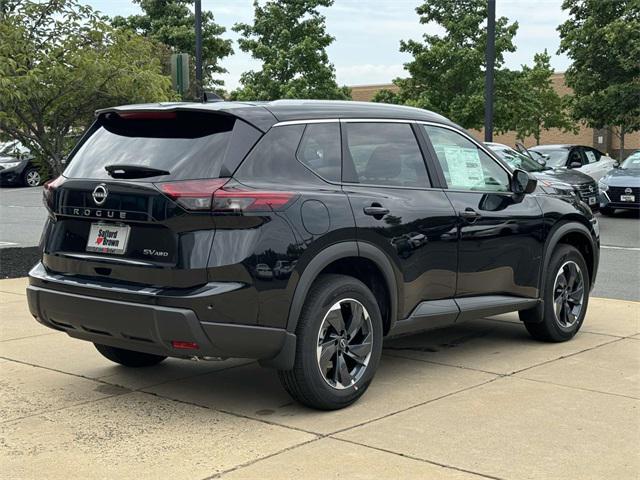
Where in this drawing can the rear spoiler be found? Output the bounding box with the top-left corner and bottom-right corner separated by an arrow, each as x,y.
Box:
95,102 -> 277,133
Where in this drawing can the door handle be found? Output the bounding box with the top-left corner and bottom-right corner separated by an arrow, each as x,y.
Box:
363,205 -> 390,217
459,208 -> 481,222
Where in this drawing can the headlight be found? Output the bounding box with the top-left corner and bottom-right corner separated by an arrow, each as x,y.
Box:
598,180 -> 608,192
0,161 -> 21,169
538,179 -> 576,197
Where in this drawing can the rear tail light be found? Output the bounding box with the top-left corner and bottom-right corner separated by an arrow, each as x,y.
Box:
43,175 -> 65,210
155,179 -> 297,213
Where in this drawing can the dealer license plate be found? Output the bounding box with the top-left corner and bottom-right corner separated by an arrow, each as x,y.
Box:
86,223 -> 130,255
620,194 -> 635,202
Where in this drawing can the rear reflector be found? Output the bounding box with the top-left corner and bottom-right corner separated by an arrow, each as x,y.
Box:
171,340 -> 199,350
155,179 -> 296,213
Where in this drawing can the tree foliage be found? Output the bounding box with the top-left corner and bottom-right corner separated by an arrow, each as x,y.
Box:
498,51 -> 576,144
558,0 -> 640,156
231,0 -> 349,101
113,0 -> 233,89
373,0 -> 518,130
0,0 -> 176,175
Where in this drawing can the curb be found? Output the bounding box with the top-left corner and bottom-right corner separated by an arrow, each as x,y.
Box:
0,246 -> 40,279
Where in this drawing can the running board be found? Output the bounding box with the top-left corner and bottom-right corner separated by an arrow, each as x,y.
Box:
389,296 -> 540,336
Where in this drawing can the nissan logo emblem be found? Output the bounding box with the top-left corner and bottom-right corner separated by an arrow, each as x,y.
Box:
625,187 -> 632,194
588,185 -> 594,193
92,184 -> 108,206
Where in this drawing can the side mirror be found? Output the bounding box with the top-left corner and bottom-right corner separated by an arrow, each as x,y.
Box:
511,169 -> 537,195
569,161 -> 582,169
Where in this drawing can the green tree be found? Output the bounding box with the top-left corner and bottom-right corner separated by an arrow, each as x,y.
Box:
373,0 -> 518,130
559,0 -> 640,159
0,0 -> 176,175
498,51 -> 576,145
113,0 -> 232,90
231,0 -> 350,101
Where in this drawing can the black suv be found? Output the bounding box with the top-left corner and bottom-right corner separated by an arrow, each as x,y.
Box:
27,100 -> 600,410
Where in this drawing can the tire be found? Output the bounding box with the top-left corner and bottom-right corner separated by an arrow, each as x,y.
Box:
519,245 -> 589,342
22,167 -> 41,187
94,344 -> 167,367
278,274 -> 383,410
600,206 -> 615,216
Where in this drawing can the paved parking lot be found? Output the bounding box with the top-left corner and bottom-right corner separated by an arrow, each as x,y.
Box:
0,277 -> 638,479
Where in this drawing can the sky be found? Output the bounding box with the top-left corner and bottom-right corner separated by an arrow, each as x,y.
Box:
87,0 -> 571,90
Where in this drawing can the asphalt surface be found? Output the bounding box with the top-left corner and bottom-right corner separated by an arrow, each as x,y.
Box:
0,185 -> 638,299
0,186 -> 47,248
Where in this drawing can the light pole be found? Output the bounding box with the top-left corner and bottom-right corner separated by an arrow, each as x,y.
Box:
484,0 -> 495,142
195,0 -> 203,101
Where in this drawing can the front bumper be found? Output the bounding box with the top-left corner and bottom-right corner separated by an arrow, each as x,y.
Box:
27,264 -> 294,363
0,168 -> 22,185
599,192 -> 640,210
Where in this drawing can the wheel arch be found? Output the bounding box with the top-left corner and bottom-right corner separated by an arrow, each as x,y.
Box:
542,219 -> 598,293
284,241 -> 399,335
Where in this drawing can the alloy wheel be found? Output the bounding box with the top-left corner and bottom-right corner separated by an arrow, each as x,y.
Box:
26,170 -> 41,187
553,260 -> 585,328
316,298 -> 373,389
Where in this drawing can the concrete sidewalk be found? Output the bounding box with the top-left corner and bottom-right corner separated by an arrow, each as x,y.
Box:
0,277 -> 638,479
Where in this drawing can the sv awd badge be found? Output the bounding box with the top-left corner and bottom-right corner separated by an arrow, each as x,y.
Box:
143,249 -> 169,257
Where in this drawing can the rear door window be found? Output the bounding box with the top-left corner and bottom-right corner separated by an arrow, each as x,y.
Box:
296,122 -> 341,182
64,112 -> 241,181
344,122 -> 430,188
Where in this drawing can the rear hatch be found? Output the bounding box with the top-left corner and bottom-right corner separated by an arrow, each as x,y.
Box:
42,110 -> 263,288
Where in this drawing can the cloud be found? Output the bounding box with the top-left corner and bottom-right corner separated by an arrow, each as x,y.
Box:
335,64 -> 407,86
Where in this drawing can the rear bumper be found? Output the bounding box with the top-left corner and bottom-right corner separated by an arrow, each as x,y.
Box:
27,268 -> 295,363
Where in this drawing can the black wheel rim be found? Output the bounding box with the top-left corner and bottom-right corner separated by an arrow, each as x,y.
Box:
316,298 -> 373,390
553,260 -> 585,328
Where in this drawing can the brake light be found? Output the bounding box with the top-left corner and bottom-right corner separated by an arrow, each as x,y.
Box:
213,189 -> 296,213
117,111 -> 177,120
43,175 -> 65,210
157,179 -> 227,210
155,179 -> 296,213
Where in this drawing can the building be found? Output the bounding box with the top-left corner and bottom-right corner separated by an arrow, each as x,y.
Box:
350,73 -> 639,159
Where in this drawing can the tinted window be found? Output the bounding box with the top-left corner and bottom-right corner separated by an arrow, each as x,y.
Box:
65,112 -> 236,181
423,126 -> 509,192
234,124 -> 325,187
345,123 -> 429,187
296,122 -> 341,182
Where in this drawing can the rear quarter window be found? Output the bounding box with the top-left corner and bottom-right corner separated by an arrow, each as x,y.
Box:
64,112 -> 252,181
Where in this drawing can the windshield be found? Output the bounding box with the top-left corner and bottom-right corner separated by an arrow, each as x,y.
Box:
621,152 -> 640,170
0,141 -> 28,156
64,112 -> 236,181
490,146 -> 545,172
531,149 -> 568,168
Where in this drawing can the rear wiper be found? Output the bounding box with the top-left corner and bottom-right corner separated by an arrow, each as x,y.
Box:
105,164 -> 170,179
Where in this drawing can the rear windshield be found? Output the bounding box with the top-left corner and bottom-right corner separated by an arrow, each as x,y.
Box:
64,112 -> 236,181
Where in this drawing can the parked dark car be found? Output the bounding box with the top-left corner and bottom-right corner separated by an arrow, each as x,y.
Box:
0,141 -> 42,187
598,151 -> 640,214
28,100 -> 599,409
529,144 -> 616,182
486,142 -> 599,209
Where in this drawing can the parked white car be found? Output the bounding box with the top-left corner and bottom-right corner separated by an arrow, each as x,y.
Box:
530,144 -> 617,181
